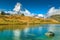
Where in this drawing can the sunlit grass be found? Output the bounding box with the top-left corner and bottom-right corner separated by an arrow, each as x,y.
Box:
0,15 -> 60,31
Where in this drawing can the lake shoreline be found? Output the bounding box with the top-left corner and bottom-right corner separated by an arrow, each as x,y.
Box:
0,22 -> 60,25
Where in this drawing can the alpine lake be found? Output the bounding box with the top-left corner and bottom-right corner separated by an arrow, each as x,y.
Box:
0,24 -> 60,40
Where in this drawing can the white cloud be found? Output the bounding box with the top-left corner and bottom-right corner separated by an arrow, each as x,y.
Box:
4,11 -> 17,14
35,14 -> 44,18
38,14 -> 44,17
13,2 -> 21,12
47,7 -> 60,17
5,11 -> 13,13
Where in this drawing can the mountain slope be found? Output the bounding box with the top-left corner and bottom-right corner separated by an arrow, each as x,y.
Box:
0,15 -> 58,25
50,15 -> 60,22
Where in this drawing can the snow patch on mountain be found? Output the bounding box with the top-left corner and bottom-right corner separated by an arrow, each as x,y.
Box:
46,7 -> 60,17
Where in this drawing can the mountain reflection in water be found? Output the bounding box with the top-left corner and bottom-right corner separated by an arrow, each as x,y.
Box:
0,24 -> 60,40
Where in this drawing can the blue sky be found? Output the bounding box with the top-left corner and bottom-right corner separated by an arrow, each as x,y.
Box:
0,0 -> 60,14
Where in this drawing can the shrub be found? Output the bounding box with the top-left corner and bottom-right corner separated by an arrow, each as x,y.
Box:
21,14 -> 25,16
1,11 -> 6,15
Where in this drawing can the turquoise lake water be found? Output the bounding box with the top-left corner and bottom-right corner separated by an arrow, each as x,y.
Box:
0,24 -> 60,40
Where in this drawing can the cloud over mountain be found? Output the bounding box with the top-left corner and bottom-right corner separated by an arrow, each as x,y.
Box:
38,14 -> 44,17
33,14 -> 44,18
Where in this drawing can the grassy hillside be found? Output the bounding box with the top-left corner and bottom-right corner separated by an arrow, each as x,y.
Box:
0,15 -> 59,25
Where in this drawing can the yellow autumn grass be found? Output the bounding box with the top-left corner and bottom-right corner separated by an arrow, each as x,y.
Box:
0,15 -> 59,25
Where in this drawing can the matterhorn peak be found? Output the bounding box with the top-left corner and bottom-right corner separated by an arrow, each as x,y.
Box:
13,2 -> 21,12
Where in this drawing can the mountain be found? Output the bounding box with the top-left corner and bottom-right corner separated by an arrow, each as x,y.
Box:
33,14 -> 44,18
13,2 -> 32,16
49,15 -> 60,22
0,3 -> 59,24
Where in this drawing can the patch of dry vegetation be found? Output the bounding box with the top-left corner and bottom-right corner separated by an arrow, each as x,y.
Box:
0,14 -> 59,25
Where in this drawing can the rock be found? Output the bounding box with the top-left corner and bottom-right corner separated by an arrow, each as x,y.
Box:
45,32 -> 55,37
